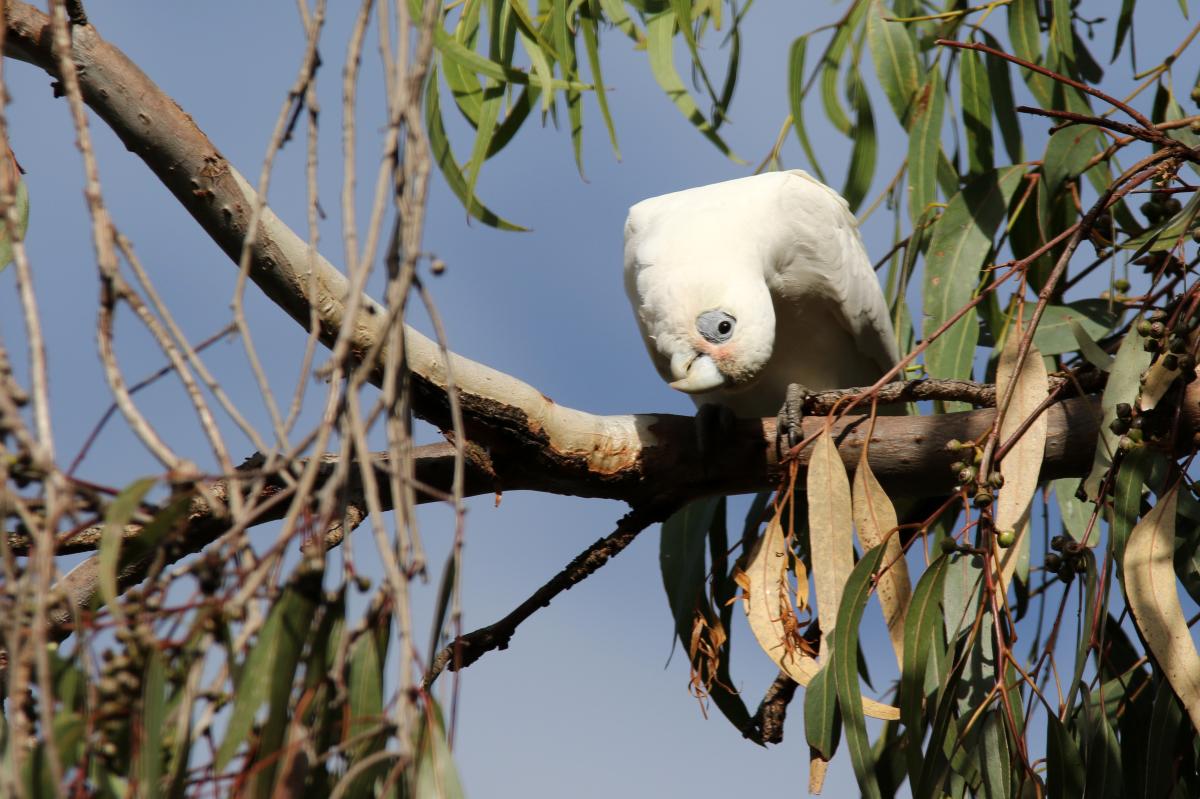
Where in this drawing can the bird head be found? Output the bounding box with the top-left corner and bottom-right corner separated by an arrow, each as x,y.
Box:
632,262 -> 777,396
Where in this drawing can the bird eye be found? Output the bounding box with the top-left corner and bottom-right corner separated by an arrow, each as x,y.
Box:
696,310 -> 736,344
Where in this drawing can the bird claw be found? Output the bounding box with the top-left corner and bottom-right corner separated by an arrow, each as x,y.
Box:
776,383 -> 811,456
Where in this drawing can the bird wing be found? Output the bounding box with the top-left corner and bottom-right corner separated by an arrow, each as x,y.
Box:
770,169 -> 900,374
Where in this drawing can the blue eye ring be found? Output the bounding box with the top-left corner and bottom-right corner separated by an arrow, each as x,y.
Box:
697,310 -> 736,344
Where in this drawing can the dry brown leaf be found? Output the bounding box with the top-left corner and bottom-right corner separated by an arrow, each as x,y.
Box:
809,753 -> 829,794
808,428 -> 854,661
741,512 -> 900,721
1124,488 -> 1200,735
1138,359 -> 1182,411
852,450 -> 911,668
994,329 -> 1049,594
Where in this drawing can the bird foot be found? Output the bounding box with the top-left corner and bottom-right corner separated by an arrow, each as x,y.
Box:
776,383 -> 811,456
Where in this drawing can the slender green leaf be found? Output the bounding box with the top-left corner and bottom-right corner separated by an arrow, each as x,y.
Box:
215,563 -> 322,775
832,544 -> 889,799
788,35 -> 826,181
1111,0 -> 1135,62
843,70 -> 876,213
413,0 -> 587,91
960,47 -> 993,176
645,12 -> 739,161
580,13 -> 620,157
0,178 -> 28,273
820,23 -> 855,136
907,71 -> 945,224
1050,0 -> 1076,69
1082,325 -> 1152,501
137,649 -> 165,799
1046,712 -> 1086,799
99,477 -> 158,609
411,701 -> 466,799
1008,0 -> 1053,106
425,65 -> 528,231
1120,190 -> 1200,253
979,711 -> 1013,799
1029,299 -> 1120,356
867,0 -> 921,127
901,554 -> 950,787
805,663 -> 842,761
922,166 -> 1024,395
980,30 -> 1023,163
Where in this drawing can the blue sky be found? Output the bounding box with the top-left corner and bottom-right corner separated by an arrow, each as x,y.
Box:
1,2 -> 1195,797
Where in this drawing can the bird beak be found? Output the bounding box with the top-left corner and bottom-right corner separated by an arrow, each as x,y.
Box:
668,352 -> 725,394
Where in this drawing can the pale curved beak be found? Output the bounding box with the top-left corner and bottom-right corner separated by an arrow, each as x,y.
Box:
668,352 -> 725,394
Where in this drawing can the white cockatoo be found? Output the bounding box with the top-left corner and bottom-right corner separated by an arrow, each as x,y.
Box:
624,170 -> 899,429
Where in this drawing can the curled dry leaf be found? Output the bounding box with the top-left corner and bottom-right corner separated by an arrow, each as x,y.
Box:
994,329 -> 1049,594
742,508 -> 899,721
808,428 -> 854,660
852,450 -> 911,668
1124,488 -> 1200,735
1138,359 -> 1182,412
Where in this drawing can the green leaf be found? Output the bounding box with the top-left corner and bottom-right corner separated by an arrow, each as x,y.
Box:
832,544 -> 889,799
661,498 -> 719,657
907,70 -> 945,224
1081,688 -> 1123,799
900,554 -> 950,787
463,77 -> 504,222
1120,190 -> 1200,253
960,47 -> 994,177
1143,676 -> 1184,798
0,178 -> 29,273
414,0 -> 587,91
550,0 -> 585,174
1008,0 -> 1053,106
1049,0 -> 1076,69
579,13 -> 620,158
644,12 -> 739,162
1082,325 -> 1152,501
922,166 -> 1024,397
660,497 -> 752,731
805,663 -> 842,761
347,603 -> 390,762
411,701 -> 466,799
842,70 -> 876,213
214,562 -> 322,775
980,30 -> 1024,163
99,477 -> 158,609
137,649 -> 166,798
1030,299 -> 1120,357
1046,712 -> 1086,799
866,0 -> 921,127
1112,448 -> 1151,563
788,35 -> 826,182
598,0 -> 643,41
425,64 -> 528,231
979,711 -> 1013,799
820,23 -> 855,137
1111,0 -> 1135,62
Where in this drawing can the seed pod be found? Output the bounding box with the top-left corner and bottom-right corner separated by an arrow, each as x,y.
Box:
1137,320 -> 1153,337
1051,535 -> 1066,551
1115,402 -> 1133,419
973,489 -> 994,508
1045,553 -> 1062,571
939,538 -> 959,554
997,529 -> 1016,548
1109,418 -> 1130,435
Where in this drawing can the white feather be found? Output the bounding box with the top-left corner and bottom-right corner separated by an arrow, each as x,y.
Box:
624,170 -> 899,418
